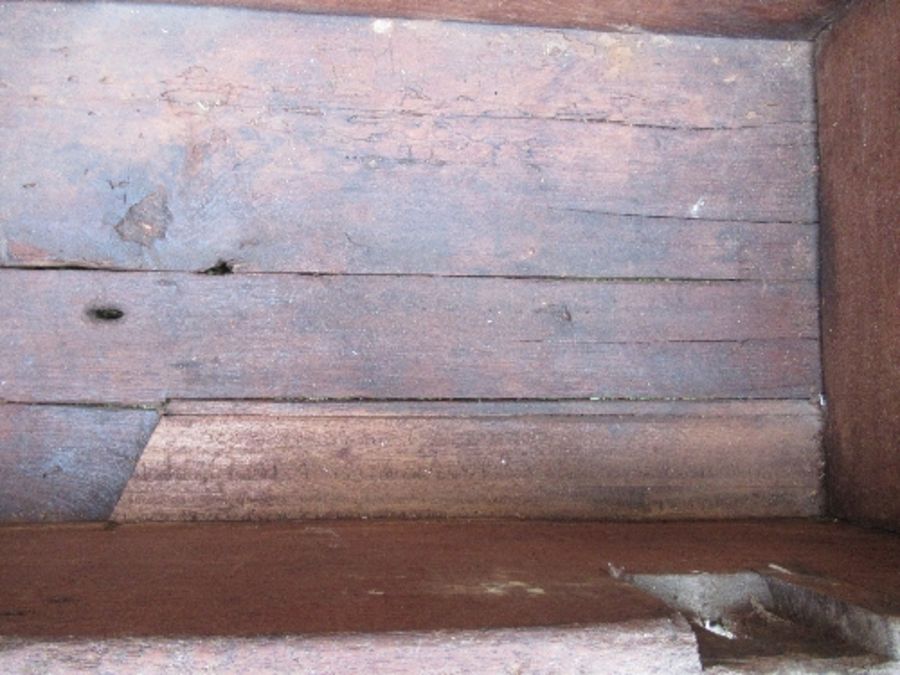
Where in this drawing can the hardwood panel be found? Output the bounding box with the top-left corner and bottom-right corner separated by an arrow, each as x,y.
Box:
0,405 -> 158,521
0,271 -> 820,404
0,4 -> 817,277
112,401 -> 822,520
106,0 -> 848,39
1,520 -> 898,639
0,624 -> 701,674
817,0 -> 900,531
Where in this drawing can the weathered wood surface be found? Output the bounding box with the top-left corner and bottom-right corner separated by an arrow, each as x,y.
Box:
113,400 -> 822,521
1,520 -> 899,639
0,623 -> 702,674
163,399 -> 822,418
0,405 -> 158,522
0,4 -> 826,524
818,0 -> 900,532
106,0 -> 849,39
0,271 -> 820,404
0,4 -> 817,277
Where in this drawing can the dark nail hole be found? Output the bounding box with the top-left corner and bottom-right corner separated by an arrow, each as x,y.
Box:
203,260 -> 234,276
87,306 -> 125,322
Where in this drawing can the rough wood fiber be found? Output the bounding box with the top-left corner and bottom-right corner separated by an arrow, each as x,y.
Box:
0,4 -> 817,277
0,405 -> 158,521
1,520 -> 898,639
112,401 -> 823,521
0,624 -> 702,675
0,271 -> 820,404
817,0 -> 900,531
112,0 -> 849,39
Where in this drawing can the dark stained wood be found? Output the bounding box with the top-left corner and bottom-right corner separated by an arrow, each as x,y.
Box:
0,271 -> 820,404
0,405 -> 158,522
817,0 -> 900,532
0,624 -> 702,673
1,520 -> 898,639
0,4 -> 817,277
113,400 -> 822,521
112,0 -> 849,39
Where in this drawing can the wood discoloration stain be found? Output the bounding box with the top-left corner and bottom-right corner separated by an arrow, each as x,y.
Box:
114,189 -> 172,247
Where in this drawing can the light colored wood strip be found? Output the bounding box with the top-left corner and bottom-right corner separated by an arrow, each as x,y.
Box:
112,401 -> 823,520
164,399 -> 823,418
0,623 -> 702,674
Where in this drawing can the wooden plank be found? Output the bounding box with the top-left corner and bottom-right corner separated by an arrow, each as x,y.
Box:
0,624 -> 702,674
0,271 -> 820,404
111,401 -> 823,520
164,398 -> 820,418
817,0 -> 900,532
0,4 -> 817,277
99,0 -> 848,39
1,520 -> 898,640
0,404 -> 158,521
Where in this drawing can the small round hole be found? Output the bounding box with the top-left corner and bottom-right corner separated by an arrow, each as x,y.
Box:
87,306 -> 125,322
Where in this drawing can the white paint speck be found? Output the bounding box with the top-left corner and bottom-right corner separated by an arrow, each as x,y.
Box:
690,198 -> 706,218
703,619 -> 736,640
768,563 -> 794,575
372,19 -> 393,34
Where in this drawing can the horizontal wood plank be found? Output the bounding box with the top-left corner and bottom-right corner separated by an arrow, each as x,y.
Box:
112,400 -> 823,520
0,404 -> 158,521
0,624 -> 701,673
0,4 -> 816,277
97,0 -> 847,39
0,271 -> 820,404
164,399 -> 820,418
2,520 -> 898,639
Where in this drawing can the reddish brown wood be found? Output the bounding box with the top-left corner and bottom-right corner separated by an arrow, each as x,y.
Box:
0,271 -> 820,404
0,4 -> 816,277
113,400 -> 822,521
817,0 -> 900,532
0,405 -> 158,522
111,0 -> 849,39
1,520 -> 898,639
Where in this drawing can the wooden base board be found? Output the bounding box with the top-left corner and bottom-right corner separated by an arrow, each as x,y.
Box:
1,401 -> 823,522
0,520 -> 897,644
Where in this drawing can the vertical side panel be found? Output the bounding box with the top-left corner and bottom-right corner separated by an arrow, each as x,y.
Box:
818,0 -> 900,530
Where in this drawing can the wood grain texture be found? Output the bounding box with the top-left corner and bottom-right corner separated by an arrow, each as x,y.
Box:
163,399 -> 823,418
817,0 -> 900,531
108,0 -> 849,39
1,520 -> 899,639
0,405 -> 158,521
112,401 -> 823,521
0,3 -> 817,278
0,271 -> 820,404
0,623 -> 702,674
